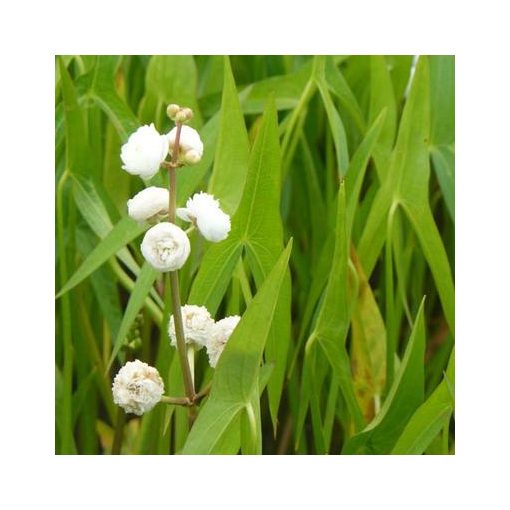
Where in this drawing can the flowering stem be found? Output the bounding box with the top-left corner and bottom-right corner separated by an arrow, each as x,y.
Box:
167,122 -> 196,403
111,407 -> 125,455
160,395 -> 193,406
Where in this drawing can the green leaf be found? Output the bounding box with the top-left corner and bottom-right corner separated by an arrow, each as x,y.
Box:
345,109 -> 387,237
240,383 -> 262,454
190,98 -> 290,428
89,56 -> 139,141
75,226 -> 123,340
107,262 -> 159,369
313,183 -> 364,431
141,56 -> 202,127
431,144 -> 455,222
315,57 -> 349,178
71,173 -> 140,277
57,216 -> 144,298
241,62 -> 311,114
58,57 -> 90,176
358,56 -> 455,333
369,55 -> 397,180
181,241 -> 292,454
189,240 -> 243,315
207,56 -> 250,214
429,56 -> 454,146
392,349 -> 454,454
325,57 -> 366,134
237,97 -> 291,427
343,298 -> 426,454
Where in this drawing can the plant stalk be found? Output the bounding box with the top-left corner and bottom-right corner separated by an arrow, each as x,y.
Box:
111,407 -> 125,455
167,122 -> 196,403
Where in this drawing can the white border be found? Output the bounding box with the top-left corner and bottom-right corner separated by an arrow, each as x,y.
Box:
2,0 -> 510,508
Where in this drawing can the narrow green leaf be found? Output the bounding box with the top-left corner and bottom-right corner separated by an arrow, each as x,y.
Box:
429,55 -> 454,146
315,57 -> 349,178
57,216 -> 144,298
358,56 -> 455,333
237,97 -> 290,428
89,56 -> 139,141
58,57 -> 90,176
345,109 -> 387,237
240,384 -> 262,455
431,145 -> 455,222
325,57 -> 366,133
190,99 -> 290,429
182,241 -> 292,454
314,184 -> 364,431
207,56 -> 250,214
369,55 -> 397,180
188,240 -> 243,315
71,173 -> 140,277
392,349 -> 454,454
107,263 -> 159,369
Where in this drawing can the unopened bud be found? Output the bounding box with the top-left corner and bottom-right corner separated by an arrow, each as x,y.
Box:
175,107 -> 194,123
166,103 -> 181,119
183,149 -> 202,165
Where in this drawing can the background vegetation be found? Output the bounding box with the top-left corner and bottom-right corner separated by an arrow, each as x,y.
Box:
55,55 -> 454,454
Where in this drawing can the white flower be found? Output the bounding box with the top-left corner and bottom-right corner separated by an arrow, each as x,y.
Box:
167,125 -> 203,165
112,359 -> 164,416
121,124 -> 169,179
141,222 -> 190,272
206,315 -> 241,368
127,186 -> 169,223
177,192 -> 231,242
169,304 -> 215,350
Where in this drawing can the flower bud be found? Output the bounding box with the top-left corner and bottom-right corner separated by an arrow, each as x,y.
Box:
166,103 -> 181,119
183,149 -> 202,165
175,107 -> 194,123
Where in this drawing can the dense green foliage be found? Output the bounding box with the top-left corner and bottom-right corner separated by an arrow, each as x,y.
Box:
55,55 -> 454,454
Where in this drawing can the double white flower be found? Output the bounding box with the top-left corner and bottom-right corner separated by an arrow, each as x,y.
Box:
127,186 -> 169,224
169,305 -> 215,350
121,124 -> 204,179
206,315 -> 241,368
120,124 -> 169,180
168,304 -> 240,367
141,222 -> 190,272
112,359 -> 164,416
178,192 -> 231,242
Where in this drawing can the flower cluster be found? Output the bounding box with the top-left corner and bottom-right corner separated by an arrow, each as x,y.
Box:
121,109 -> 230,272
169,305 -> 240,368
112,103 -> 241,416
